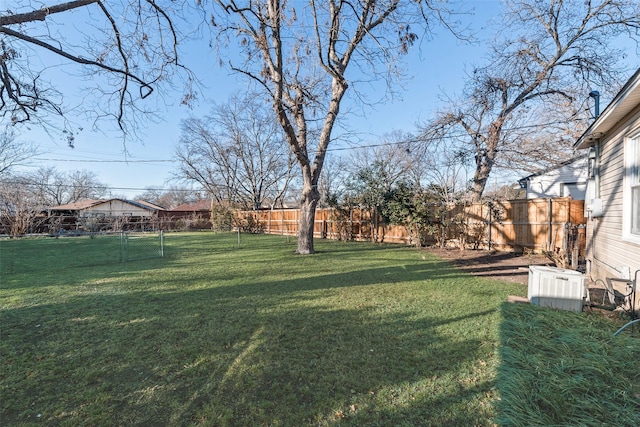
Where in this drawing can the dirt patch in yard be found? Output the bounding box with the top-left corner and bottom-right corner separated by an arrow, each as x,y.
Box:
424,247 -> 554,286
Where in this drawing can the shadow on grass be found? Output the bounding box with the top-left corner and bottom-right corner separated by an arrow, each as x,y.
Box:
2,234 -> 513,425
2,236 -> 465,292
2,294 -> 502,421
2,291 -> 496,426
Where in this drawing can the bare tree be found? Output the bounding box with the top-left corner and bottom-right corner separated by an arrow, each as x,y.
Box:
135,185 -> 199,209
0,1 -> 194,142
420,146 -> 472,203
0,174 -> 44,236
421,0 -> 640,202
350,132 -> 417,185
176,93 -> 295,210
0,130 -> 37,176
24,167 -> 107,206
317,154 -> 348,208
209,0 -> 455,253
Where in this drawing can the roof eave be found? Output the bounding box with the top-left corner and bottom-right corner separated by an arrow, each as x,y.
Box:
574,68 -> 640,149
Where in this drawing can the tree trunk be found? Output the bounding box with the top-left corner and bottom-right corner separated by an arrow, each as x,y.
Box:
470,172 -> 488,202
470,126 -> 501,202
297,183 -> 320,254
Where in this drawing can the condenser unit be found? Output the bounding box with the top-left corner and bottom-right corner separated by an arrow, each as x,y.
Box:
528,266 -> 587,312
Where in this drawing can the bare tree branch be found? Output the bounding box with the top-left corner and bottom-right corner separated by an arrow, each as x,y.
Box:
0,0 -> 97,26
0,1 -> 194,141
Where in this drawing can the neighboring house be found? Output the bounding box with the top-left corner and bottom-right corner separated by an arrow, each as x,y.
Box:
518,155 -> 588,200
135,200 -> 167,211
574,68 -> 640,299
48,198 -> 164,231
159,200 -> 213,229
170,200 -> 213,214
46,199 -> 104,231
47,199 -> 104,215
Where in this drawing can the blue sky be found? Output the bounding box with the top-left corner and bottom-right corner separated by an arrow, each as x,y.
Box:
12,0 -> 634,198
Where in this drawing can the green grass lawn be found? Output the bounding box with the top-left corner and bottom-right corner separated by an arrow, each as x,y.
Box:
1,232 -> 638,426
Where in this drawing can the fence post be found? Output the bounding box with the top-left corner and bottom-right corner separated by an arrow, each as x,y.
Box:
279,208 -> 284,236
547,198 -> 552,251
487,203 -> 492,251
120,231 -> 126,262
349,209 -> 353,241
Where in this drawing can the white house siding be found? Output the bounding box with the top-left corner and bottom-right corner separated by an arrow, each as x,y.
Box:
587,108 -> 640,288
525,157 -> 588,199
81,200 -> 154,218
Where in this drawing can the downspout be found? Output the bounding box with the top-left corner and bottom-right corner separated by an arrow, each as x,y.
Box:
590,139 -> 601,275
585,91 -> 601,275
594,141 -> 601,199
588,91 -> 601,199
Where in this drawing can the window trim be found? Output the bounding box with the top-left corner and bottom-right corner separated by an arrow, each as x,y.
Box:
622,132 -> 640,244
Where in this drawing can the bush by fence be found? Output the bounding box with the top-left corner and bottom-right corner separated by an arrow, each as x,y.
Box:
235,198 -> 586,261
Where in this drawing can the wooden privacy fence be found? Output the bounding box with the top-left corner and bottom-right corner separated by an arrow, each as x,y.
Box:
235,198 -> 586,256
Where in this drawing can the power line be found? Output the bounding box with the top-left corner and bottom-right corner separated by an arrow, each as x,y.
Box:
26,118 -> 588,164
0,179 -> 199,193
32,158 -> 175,163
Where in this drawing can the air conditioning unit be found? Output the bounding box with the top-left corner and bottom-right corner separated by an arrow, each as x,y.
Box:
528,266 -> 586,312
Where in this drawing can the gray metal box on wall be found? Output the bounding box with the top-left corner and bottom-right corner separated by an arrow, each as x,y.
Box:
528,266 -> 586,312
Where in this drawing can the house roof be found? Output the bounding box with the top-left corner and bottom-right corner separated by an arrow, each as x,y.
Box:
575,67 -> 640,149
131,200 -> 166,211
48,199 -> 103,211
49,198 -> 164,212
518,154 -> 587,184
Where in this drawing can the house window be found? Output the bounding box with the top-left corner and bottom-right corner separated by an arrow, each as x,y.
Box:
624,134 -> 640,240
561,182 -> 587,200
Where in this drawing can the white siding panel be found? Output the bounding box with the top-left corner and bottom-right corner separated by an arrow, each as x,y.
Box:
526,157 -> 588,199
84,200 -> 154,217
588,108 -> 640,283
